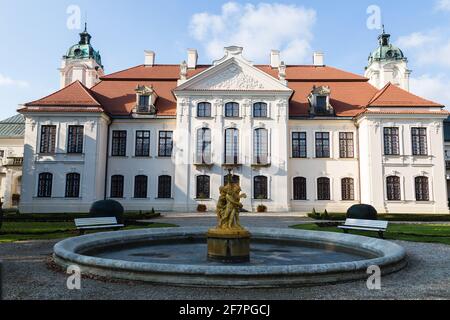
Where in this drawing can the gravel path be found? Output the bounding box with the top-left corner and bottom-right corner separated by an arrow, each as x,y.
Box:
1,216 -> 450,300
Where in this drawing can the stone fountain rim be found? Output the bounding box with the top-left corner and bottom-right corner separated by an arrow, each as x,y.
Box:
53,227 -> 406,279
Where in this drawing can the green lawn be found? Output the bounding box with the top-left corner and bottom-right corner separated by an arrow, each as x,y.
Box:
307,212 -> 450,222
0,221 -> 178,243
291,223 -> 450,245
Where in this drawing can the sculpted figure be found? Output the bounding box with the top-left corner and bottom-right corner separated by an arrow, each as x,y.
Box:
216,181 -> 247,230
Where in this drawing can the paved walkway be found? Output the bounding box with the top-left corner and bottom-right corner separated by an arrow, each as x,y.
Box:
1,216 -> 450,300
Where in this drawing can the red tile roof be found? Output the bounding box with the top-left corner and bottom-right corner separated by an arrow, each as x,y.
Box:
368,83 -> 443,107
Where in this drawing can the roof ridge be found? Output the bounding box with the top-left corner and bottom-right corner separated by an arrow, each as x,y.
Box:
368,82 -> 392,105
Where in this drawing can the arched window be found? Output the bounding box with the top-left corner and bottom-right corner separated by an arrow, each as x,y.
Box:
65,173 -> 80,198
317,177 -> 330,200
38,173 -> 53,198
386,176 -> 401,201
415,176 -> 429,201
197,102 -> 211,118
111,175 -> 124,198
196,175 -> 210,199
293,177 -> 307,200
196,128 -> 211,164
254,128 -> 268,164
254,176 -> 268,200
224,174 -> 240,185
253,102 -> 268,118
341,178 -> 354,201
134,175 -> 148,199
158,175 -> 172,199
224,128 -> 239,164
225,102 -> 239,118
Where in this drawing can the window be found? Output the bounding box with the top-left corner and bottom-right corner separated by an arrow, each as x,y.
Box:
197,102 -> 211,118
196,128 -> 211,164
315,132 -> 330,158
139,95 -> 150,106
65,173 -> 80,198
415,176 -> 429,201
196,175 -> 210,199
386,176 -> 401,201
40,125 -> 56,154
224,174 -> 240,185
384,128 -> 400,155
339,132 -> 354,158
158,131 -> 173,157
134,175 -> 148,198
0,150 -> 4,158
254,128 -> 268,164
254,176 -> 268,200
112,131 -> 127,156
225,102 -> 239,117
253,102 -> 268,118
293,177 -> 307,200
37,173 -> 53,198
317,177 -> 330,200
341,178 -> 354,201
110,175 -> 124,198
135,131 -> 150,157
224,128 -> 239,164
292,132 -> 307,158
412,128 -> 428,156
67,126 -> 84,154
316,96 -> 327,113
158,175 -> 172,198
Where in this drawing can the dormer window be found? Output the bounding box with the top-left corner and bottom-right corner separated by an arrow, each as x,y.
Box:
135,85 -> 158,115
309,86 -> 334,116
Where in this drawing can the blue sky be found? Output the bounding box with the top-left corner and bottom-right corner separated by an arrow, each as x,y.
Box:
1,0 -> 450,119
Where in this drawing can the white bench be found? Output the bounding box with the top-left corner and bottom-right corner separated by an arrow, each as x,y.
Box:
74,217 -> 124,234
338,219 -> 388,238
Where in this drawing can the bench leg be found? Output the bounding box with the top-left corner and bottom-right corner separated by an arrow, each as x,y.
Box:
343,229 -> 349,234
378,231 -> 384,239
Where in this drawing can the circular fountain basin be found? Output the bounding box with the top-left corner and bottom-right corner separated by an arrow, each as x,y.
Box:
53,227 -> 407,287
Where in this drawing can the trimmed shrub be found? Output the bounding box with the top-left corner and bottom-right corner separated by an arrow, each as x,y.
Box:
346,204 -> 378,220
89,200 -> 124,223
197,204 -> 207,213
321,209 -> 330,220
257,204 -> 267,213
0,202 -> 3,230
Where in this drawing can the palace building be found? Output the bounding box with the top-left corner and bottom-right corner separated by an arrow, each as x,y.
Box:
17,27 -> 449,214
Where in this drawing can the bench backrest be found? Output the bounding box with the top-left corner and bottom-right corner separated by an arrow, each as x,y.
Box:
344,219 -> 388,229
75,217 -> 118,227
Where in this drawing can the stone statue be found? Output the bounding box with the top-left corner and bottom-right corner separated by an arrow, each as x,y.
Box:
216,181 -> 247,230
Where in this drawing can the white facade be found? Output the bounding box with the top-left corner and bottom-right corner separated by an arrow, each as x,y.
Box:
0,137 -> 23,209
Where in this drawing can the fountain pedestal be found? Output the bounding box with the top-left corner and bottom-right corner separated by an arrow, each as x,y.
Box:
207,228 -> 250,263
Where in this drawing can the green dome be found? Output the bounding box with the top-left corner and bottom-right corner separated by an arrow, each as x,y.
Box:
368,29 -> 406,64
64,24 -> 103,67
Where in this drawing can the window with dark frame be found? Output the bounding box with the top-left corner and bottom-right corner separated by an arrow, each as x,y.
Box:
317,177 -> 330,200
37,172 -> 53,198
254,176 -> 268,200
158,131 -> 173,157
110,175 -> 124,198
292,132 -> 307,158
196,128 -> 211,164
412,128 -> 428,156
196,175 -> 210,199
224,174 -> 240,185
40,125 -> 56,154
341,178 -> 354,201
224,128 -> 239,164
139,95 -> 150,106
135,131 -> 150,157
254,128 -> 268,164
225,102 -> 239,118
134,175 -> 148,199
158,175 -> 172,199
316,96 -> 327,113
386,176 -> 401,201
415,176 -> 429,201
384,127 -> 400,155
67,126 -> 84,154
339,132 -> 354,158
253,102 -> 268,118
293,177 -> 307,200
197,102 -> 212,118
112,131 -> 127,156
65,173 -> 80,198
315,132 -> 330,158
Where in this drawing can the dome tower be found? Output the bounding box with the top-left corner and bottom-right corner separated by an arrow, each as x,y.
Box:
59,23 -> 104,89
364,26 -> 411,91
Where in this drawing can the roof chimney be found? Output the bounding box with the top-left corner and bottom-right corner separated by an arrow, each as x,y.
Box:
144,50 -> 155,66
187,49 -> 198,69
270,50 -> 281,68
313,52 -> 324,66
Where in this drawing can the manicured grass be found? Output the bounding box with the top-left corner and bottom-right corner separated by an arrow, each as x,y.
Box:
0,221 -> 178,243
307,212 -> 450,222
291,223 -> 450,245
2,211 -> 161,222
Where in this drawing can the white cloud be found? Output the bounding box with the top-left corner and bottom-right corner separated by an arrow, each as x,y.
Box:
410,74 -> 450,107
189,2 -> 316,64
0,74 -> 29,88
397,31 -> 439,49
435,0 -> 450,12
